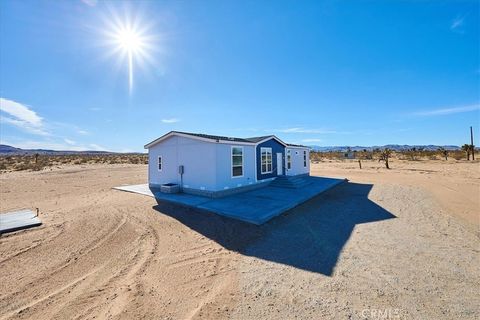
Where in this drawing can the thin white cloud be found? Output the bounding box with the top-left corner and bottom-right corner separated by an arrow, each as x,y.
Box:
49,121 -> 90,137
413,104 -> 479,116
302,138 -> 323,143
451,16 -> 465,31
0,98 -> 42,126
0,97 -> 49,135
0,98 -> 98,152
161,118 -> 180,123
89,143 -> 109,151
81,0 -> 98,6
89,107 -> 102,112
1,117 -> 49,136
64,138 -> 76,145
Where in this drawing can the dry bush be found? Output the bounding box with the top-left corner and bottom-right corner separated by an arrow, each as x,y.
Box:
310,148 -> 472,163
0,154 -> 148,172
451,151 -> 466,161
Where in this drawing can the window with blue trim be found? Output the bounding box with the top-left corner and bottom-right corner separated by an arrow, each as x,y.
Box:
261,147 -> 272,174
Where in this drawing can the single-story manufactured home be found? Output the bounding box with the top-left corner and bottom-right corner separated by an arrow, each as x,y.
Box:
145,131 -> 310,197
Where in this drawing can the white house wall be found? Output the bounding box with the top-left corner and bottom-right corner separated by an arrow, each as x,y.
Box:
149,136 -> 260,192
148,135 -> 217,190
286,148 -> 310,176
215,144 -> 256,190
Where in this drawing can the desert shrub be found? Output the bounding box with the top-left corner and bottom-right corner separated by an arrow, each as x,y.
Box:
14,162 -> 30,171
452,152 -> 464,160
356,150 -> 373,160
0,153 -> 148,172
31,163 -> 46,171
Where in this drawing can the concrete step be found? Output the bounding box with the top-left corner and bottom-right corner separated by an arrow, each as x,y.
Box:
270,175 -> 312,189
275,176 -> 303,180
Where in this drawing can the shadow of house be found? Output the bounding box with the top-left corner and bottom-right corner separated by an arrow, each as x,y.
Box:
152,182 -> 395,276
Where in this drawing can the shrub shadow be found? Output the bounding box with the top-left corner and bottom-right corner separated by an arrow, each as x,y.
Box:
152,182 -> 395,276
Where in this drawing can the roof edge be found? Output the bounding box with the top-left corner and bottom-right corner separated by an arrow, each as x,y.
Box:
254,135 -> 288,147
144,131 -> 306,149
145,131 -> 257,149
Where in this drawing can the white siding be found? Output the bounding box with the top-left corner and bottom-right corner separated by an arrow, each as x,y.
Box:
148,135 -> 217,190
285,148 -> 310,176
148,136 -> 259,192
214,144 -> 256,190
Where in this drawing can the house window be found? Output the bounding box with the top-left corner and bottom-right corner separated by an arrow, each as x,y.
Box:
232,147 -> 243,177
287,150 -> 291,170
261,147 -> 272,174
158,156 -> 162,171
303,150 -> 307,167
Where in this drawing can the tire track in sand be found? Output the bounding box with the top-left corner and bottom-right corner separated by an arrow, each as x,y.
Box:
0,212 -> 130,315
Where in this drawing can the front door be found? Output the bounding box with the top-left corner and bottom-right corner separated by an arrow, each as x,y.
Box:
276,153 -> 283,175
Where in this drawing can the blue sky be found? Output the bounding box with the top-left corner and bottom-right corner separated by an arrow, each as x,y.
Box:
0,0 -> 478,152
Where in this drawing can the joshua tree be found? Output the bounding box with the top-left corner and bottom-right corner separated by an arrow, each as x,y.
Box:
34,153 -> 39,164
462,144 -> 471,160
438,147 -> 448,161
379,148 -> 392,169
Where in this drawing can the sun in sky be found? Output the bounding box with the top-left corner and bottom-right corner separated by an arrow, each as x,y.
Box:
102,8 -> 157,94
114,26 -> 145,92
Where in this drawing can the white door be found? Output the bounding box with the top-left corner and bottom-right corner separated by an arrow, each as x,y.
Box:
276,153 -> 283,175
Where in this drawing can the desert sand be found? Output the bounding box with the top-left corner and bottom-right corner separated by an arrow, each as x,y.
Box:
0,160 -> 479,319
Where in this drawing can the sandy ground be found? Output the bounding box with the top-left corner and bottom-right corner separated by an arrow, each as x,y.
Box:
312,159 -> 480,231
0,160 -> 478,319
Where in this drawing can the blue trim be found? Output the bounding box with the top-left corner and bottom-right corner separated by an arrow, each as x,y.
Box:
256,138 -> 285,180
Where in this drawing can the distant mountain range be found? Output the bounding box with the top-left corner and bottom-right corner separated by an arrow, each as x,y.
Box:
0,143 -> 461,156
309,145 -> 461,152
0,144 -> 118,155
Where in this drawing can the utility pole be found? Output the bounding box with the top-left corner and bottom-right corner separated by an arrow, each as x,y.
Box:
471,126 -> 475,160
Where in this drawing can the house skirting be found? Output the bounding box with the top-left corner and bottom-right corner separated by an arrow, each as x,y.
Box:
149,179 -> 273,198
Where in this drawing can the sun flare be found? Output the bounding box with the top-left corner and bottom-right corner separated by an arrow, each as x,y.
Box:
112,27 -> 146,92
115,28 -> 144,53
102,9 -> 157,95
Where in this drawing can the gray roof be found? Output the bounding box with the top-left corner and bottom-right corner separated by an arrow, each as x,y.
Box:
173,131 -> 261,143
244,135 -> 275,143
145,131 -> 310,149
286,143 -> 309,148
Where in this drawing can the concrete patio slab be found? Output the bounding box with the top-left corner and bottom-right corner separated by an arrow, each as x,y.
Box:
114,176 -> 347,224
0,209 -> 42,234
114,184 -> 155,197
